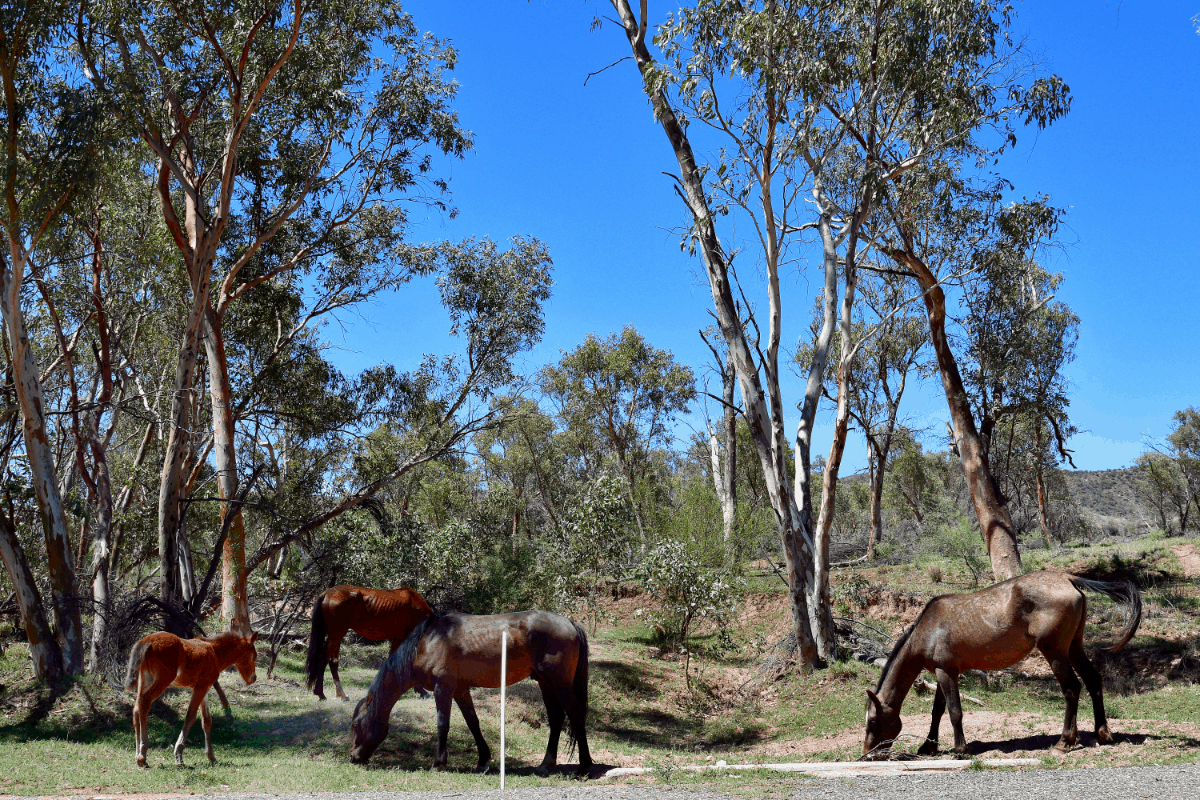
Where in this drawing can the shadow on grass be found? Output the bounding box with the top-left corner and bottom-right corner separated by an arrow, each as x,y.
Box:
360,709 -> 607,778
955,729 -> 1200,756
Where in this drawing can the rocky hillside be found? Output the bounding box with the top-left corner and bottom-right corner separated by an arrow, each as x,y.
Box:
1057,466 -> 1150,534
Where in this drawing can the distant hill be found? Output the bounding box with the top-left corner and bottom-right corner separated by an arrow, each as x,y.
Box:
1057,467 -> 1150,534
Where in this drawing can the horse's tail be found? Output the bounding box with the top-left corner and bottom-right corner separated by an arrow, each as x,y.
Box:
124,639 -> 151,693
1070,576 -> 1143,651
568,620 -> 589,757
305,594 -> 328,694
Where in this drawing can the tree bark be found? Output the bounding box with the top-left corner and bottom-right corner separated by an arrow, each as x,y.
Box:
203,310 -> 252,634
885,247 -> 1021,580
610,0 -> 819,667
0,250 -> 85,674
0,513 -> 63,680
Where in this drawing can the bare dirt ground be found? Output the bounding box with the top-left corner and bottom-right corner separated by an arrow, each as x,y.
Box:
1170,542 -> 1200,577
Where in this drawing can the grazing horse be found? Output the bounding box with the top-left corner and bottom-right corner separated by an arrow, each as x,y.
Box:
863,571 -> 1142,759
125,630 -> 258,767
305,585 -> 434,700
349,610 -> 593,777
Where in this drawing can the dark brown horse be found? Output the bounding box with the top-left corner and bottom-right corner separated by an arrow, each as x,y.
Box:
125,630 -> 258,767
349,609 -> 593,777
305,585 -> 433,700
863,571 -> 1142,759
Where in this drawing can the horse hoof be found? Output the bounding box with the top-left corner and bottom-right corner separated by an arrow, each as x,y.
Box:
534,765 -> 551,778
917,743 -> 938,756
1051,742 -> 1072,754
1097,728 -> 1114,745
136,758 -> 147,769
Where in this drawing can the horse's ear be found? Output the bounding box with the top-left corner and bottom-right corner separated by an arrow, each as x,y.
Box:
865,689 -> 881,709
249,631 -> 259,644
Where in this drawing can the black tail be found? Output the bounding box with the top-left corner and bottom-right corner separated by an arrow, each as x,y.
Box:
1070,576 -> 1143,651
568,620 -> 589,757
124,640 -> 150,693
305,595 -> 328,695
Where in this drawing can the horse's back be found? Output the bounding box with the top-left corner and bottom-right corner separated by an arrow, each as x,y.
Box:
421,610 -> 583,689
916,572 -> 1084,671
322,585 -> 432,640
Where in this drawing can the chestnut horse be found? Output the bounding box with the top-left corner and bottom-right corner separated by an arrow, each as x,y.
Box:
863,571 -> 1142,759
349,609 -> 593,777
125,630 -> 258,767
305,585 -> 433,700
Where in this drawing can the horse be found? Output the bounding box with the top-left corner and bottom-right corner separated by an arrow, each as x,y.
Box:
305,585 -> 434,700
349,609 -> 593,777
863,571 -> 1142,759
125,629 -> 259,767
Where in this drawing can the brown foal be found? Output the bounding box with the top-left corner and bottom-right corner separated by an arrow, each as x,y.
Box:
863,571 -> 1141,759
125,630 -> 258,767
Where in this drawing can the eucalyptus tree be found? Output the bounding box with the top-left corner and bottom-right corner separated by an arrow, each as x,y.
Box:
805,274 -> 927,559
539,327 -> 695,547
37,144 -> 180,669
959,243 -> 1080,547
1135,408 -> 1200,532
700,327 -> 738,562
0,0 -> 106,675
883,168 -> 1072,579
242,236 -> 553,579
473,396 -> 570,541
77,0 -> 473,629
605,0 -> 1070,662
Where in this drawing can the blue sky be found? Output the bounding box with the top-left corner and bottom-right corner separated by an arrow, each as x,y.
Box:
327,1 -> 1200,473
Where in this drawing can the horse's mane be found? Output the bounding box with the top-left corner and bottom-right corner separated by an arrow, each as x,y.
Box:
874,596 -> 940,692
203,629 -> 249,643
365,610 -> 441,702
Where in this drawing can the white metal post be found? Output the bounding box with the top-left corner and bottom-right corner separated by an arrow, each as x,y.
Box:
500,628 -> 508,793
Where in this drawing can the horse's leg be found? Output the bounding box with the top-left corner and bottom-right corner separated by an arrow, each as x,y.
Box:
200,697 -> 215,763
174,686 -> 206,765
1070,631 -> 1111,744
1041,644 -> 1082,752
934,668 -> 968,754
453,689 -> 492,773
917,681 -> 946,755
559,683 -> 592,777
132,681 -> 149,768
433,683 -> 453,771
328,630 -> 349,701
134,671 -> 169,767
534,678 -> 564,777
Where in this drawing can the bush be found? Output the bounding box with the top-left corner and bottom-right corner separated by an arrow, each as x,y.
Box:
924,516 -> 989,584
638,539 -> 741,652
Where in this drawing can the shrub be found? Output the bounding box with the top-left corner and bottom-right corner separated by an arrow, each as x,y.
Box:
638,539 -> 743,689
924,516 -> 989,584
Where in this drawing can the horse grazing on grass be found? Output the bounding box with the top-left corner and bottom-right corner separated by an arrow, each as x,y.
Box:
125,630 -> 258,767
305,585 -> 434,700
349,609 -> 593,777
863,571 -> 1142,759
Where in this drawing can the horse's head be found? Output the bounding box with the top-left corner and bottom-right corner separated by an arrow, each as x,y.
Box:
236,631 -> 259,686
862,689 -> 901,760
349,692 -> 387,765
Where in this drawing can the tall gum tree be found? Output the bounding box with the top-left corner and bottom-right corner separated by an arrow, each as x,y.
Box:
882,171 -> 1070,579
0,0 -> 100,675
606,0 -> 834,666
78,0 -> 472,630
605,0 -> 1069,660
